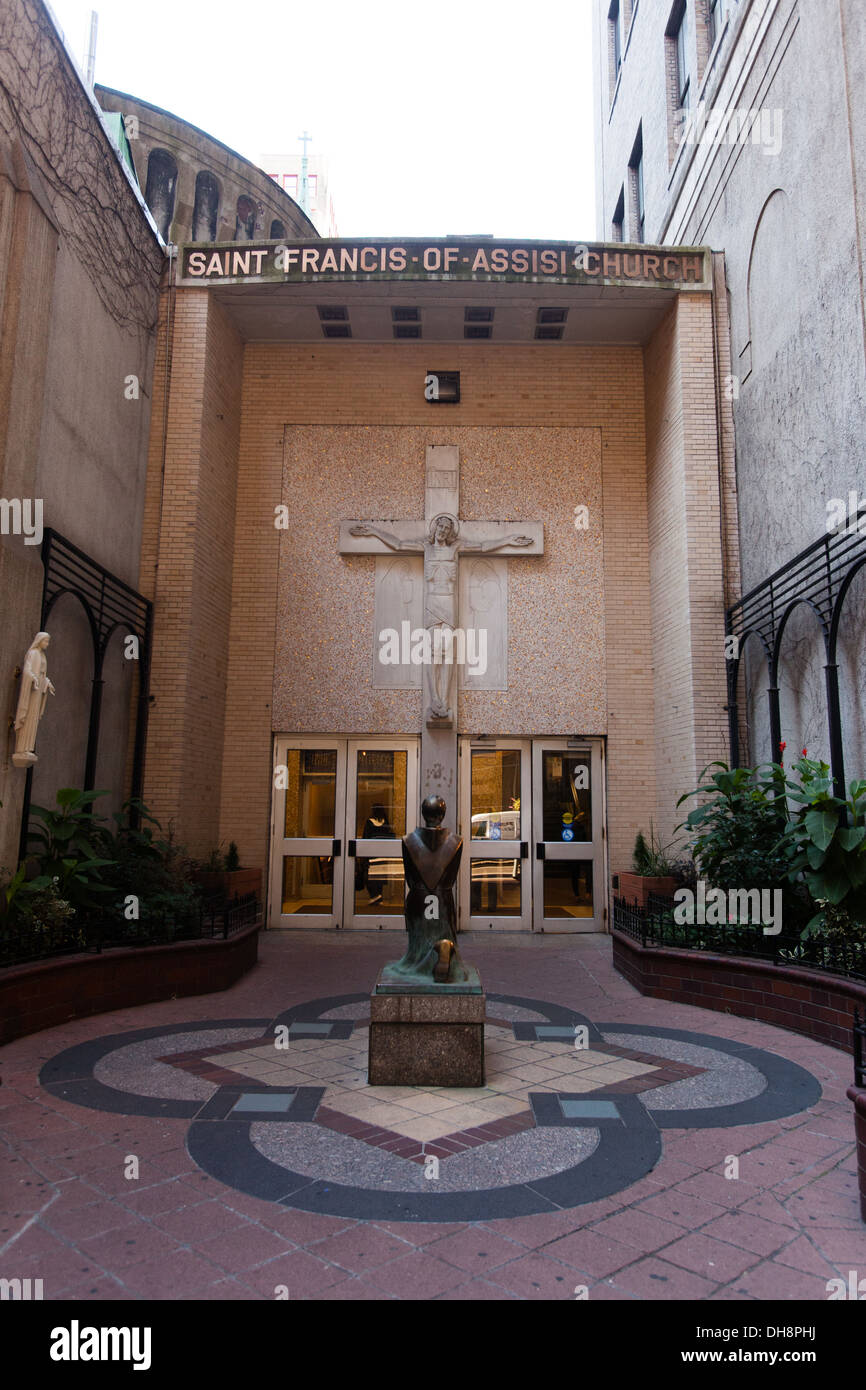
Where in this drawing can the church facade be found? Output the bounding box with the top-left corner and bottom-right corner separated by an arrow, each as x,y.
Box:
139,236 -> 737,933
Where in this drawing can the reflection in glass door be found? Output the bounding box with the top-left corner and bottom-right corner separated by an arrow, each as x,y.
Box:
271,739 -> 346,928
270,737 -> 418,928
458,740 -> 530,930
532,740 -> 604,932
344,740 -> 418,928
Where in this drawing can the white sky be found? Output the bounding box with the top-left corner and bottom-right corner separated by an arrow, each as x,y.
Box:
47,0 -> 596,240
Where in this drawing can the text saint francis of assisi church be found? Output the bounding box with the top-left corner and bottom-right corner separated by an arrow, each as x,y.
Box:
140,236 -> 738,935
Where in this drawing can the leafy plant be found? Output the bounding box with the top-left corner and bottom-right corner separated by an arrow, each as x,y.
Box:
776,755 -> 866,933
97,800 -> 202,936
224,841 -> 240,873
25,788 -> 117,915
631,822 -> 678,875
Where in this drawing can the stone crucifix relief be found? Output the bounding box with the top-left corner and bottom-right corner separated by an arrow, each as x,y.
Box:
339,444 -> 543,731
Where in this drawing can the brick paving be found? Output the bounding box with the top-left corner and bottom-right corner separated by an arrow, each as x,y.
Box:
1,930 -> 863,1300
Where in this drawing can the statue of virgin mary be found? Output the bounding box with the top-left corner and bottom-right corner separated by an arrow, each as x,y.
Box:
13,631 -> 55,767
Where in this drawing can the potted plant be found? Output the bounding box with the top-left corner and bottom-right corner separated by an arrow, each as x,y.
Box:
193,842 -> 262,904
615,824 -> 679,908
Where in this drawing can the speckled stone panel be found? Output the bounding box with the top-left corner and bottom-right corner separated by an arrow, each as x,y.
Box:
368,1023 -> 485,1087
274,426 -> 604,735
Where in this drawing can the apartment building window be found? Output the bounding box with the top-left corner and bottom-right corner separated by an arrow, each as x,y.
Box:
667,1 -> 690,112
612,187 -> 625,242
707,0 -> 726,49
628,128 -> 645,242
609,0 -> 623,92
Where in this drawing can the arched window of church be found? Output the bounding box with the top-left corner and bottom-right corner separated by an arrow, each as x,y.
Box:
270,218 -> 287,240
192,171 -> 220,242
235,195 -> 257,240
144,148 -> 178,242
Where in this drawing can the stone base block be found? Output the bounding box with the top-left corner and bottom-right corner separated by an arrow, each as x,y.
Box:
369,971 -> 485,1087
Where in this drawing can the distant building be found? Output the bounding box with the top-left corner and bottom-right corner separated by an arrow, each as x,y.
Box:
96,87 -> 318,245
257,149 -> 339,238
593,0 -> 866,786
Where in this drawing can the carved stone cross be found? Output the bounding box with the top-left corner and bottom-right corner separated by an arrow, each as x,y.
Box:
339,445 -> 543,804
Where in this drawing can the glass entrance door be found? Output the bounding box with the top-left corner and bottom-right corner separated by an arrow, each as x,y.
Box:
271,739 -> 346,928
531,740 -> 604,932
458,740 -> 531,931
344,739 -> 418,929
270,737 -> 418,928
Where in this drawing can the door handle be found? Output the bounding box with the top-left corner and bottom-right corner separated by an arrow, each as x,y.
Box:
333,839 -> 341,856
347,840 -> 356,856
521,841 -> 528,859
536,843 -> 546,860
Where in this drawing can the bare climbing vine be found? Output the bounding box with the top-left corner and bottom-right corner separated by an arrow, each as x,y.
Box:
0,0 -> 164,334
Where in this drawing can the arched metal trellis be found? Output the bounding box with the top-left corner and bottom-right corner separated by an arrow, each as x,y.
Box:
726,501 -> 866,799
18,529 -> 153,859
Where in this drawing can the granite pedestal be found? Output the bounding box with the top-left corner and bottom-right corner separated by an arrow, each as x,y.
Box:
368,967 -> 486,1087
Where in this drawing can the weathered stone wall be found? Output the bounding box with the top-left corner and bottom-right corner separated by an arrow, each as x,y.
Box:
0,0 -> 162,872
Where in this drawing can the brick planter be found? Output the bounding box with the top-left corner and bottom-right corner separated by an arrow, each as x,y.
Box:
847,1085 -> 866,1223
0,922 -> 260,1045
193,868 -> 262,902
614,873 -> 678,909
612,928 -> 866,1053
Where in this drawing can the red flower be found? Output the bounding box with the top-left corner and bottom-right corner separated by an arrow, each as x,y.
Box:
801,748 -> 808,757
779,741 -> 786,753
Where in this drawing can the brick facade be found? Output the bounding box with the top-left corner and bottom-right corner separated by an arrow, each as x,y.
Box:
140,275 -> 730,925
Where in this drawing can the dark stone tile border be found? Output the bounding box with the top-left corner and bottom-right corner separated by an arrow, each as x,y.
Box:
598,1022 -> 823,1127
36,992 -> 823,1222
195,1085 -> 325,1123
38,1019 -> 270,1118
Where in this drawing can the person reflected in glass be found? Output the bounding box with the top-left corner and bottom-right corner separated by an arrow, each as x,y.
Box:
357,802 -> 395,905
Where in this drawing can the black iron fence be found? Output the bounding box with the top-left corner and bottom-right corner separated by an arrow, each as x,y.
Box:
613,894 -> 866,984
0,892 -> 260,970
855,1009 -> 866,1089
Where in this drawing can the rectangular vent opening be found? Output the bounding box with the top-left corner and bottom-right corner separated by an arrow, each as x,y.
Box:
394,325 -> 421,338
534,325 -> 563,340
317,305 -> 349,321
464,325 -> 492,339
322,324 -> 352,338
537,308 -> 568,324
464,307 -> 494,323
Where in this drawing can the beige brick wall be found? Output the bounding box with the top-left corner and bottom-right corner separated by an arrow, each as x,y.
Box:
213,339 -> 658,882
138,291 -> 242,855
643,291 -> 730,850
142,289 -> 729,908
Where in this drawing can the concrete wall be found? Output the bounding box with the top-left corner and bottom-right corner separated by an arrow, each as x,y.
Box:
595,0 -> 866,781
0,0 -> 162,872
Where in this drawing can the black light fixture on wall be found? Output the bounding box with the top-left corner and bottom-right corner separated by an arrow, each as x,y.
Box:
424,371 -> 460,403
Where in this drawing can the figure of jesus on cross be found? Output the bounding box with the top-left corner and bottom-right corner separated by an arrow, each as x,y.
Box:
339,446 -> 543,733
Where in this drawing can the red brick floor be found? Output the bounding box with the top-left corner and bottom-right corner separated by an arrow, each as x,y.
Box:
1,930 -> 863,1300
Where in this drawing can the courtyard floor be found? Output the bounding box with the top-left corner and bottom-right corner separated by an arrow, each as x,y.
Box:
1,931 -> 864,1301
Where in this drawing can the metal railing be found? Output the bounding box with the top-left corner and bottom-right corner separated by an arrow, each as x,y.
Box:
613,894 -> 866,983
0,892 -> 260,969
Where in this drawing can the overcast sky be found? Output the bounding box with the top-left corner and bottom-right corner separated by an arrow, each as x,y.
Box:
47,0 -> 596,240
